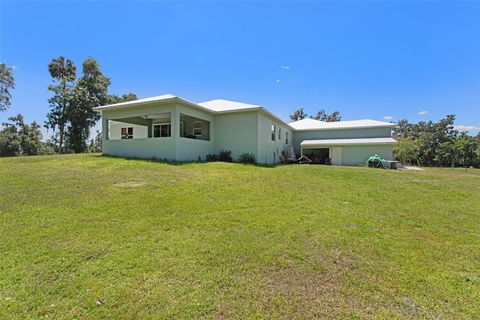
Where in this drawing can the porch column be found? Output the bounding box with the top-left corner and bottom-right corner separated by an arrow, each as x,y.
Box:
172,108 -> 180,140
102,116 -> 109,141
147,119 -> 153,138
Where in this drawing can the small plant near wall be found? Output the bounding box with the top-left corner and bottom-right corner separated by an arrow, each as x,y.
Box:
218,149 -> 233,162
206,153 -> 218,162
238,153 -> 256,164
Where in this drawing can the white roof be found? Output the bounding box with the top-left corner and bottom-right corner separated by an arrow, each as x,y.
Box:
289,118 -> 395,130
301,137 -> 397,147
94,94 -> 177,110
198,99 -> 261,112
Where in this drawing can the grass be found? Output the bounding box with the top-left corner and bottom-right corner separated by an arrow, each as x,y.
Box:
1,154 -> 479,319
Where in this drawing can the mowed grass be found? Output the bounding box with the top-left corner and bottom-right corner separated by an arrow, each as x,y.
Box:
1,154 -> 479,319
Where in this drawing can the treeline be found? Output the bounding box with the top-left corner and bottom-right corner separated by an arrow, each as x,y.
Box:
0,58 -> 136,156
393,115 -> 480,168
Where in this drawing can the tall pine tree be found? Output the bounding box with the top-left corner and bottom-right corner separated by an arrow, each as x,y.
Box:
45,57 -> 76,152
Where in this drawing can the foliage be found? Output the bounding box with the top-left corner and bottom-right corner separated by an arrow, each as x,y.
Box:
0,129 -> 21,156
289,108 -> 308,121
393,137 -> 419,165
238,152 -> 256,164
0,63 -> 15,112
0,114 -> 52,156
311,109 -> 342,122
66,58 -> 110,153
45,56 -> 77,152
218,149 -> 233,162
88,130 -> 102,153
107,93 -> 138,104
393,114 -> 480,167
45,56 -> 136,154
1,154 -> 479,318
205,153 -> 218,162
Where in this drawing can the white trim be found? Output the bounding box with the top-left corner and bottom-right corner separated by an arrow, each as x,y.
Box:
300,137 -> 397,147
152,122 -> 172,138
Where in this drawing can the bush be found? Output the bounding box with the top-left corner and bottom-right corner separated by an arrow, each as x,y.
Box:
238,152 -> 256,164
218,149 -> 233,162
0,131 -> 22,157
205,153 -> 218,162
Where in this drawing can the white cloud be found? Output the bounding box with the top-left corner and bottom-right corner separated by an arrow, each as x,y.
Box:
418,110 -> 428,115
454,125 -> 480,132
383,115 -> 393,120
276,79 -> 280,83
280,65 -> 290,70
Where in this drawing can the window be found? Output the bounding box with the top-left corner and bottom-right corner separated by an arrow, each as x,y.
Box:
193,121 -> 202,136
180,121 -> 185,137
271,124 -> 276,141
121,127 -> 133,139
286,131 -> 289,145
278,127 -> 281,140
153,123 -> 171,138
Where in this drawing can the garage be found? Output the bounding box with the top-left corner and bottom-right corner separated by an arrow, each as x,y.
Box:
300,137 -> 397,166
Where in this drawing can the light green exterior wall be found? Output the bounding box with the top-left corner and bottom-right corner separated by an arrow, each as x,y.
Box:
340,145 -> 393,166
256,112 -> 292,164
213,111 -> 258,161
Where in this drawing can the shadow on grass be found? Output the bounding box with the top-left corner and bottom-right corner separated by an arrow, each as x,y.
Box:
100,154 -> 279,168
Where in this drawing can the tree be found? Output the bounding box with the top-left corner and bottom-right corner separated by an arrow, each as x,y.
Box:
435,140 -> 456,168
0,63 -> 15,112
66,58 -> 110,153
393,137 -> 419,165
107,93 -> 137,104
289,108 -> 308,121
311,109 -> 342,122
45,57 -> 77,152
392,119 -> 411,138
88,130 -> 102,153
0,114 -> 51,157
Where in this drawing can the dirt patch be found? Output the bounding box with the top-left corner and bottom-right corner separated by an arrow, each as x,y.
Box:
252,259 -> 362,318
113,181 -> 146,188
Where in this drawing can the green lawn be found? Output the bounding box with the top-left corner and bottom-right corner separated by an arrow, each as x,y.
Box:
1,154 -> 479,319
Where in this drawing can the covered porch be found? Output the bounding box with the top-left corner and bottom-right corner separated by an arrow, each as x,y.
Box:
101,106 -> 214,161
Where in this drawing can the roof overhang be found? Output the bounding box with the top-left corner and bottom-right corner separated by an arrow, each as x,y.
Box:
93,95 -> 214,114
300,137 -> 397,148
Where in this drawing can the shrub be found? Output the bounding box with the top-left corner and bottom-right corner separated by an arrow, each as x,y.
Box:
218,149 -> 233,162
205,153 -> 218,162
238,152 -> 256,164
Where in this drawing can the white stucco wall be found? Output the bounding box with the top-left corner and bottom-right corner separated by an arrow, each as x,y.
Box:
109,121 -> 148,140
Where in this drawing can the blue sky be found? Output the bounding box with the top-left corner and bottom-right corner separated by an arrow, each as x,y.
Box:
1,1 -> 479,136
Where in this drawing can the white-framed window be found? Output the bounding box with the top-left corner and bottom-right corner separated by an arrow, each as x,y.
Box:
153,123 -> 171,138
193,121 -> 202,136
278,127 -> 281,140
121,127 -> 133,139
271,124 -> 276,141
285,131 -> 289,145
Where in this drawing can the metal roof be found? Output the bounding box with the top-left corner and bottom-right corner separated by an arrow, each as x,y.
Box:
198,99 -> 261,112
300,137 -> 397,147
289,118 -> 396,130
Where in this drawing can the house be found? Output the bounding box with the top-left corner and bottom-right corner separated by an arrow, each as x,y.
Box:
93,94 -> 396,165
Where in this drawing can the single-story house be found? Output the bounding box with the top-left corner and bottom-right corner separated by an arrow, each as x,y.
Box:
93,94 -> 397,165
